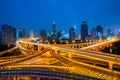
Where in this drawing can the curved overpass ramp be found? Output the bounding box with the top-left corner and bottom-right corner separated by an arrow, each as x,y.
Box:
0,45 -> 18,55
51,50 -> 120,80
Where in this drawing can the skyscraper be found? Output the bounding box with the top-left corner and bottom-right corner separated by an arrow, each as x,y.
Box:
115,27 -> 118,36
69,27 -> 76,40
117,29 -> 120,38
57,31 -> 64,40
90,27 -> 96,40
30,30 -> 34,39
18,29 -> 25,38
50,21 -> 57,43
40,30 -> 47,40
52,21 -> 56,35
96,25 -> 103,39
107,29 -> 111,37
81,21 -> 88,41
1,24 -> 16,45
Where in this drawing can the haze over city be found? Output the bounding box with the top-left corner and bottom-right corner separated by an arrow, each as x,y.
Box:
0,0 -> 120,34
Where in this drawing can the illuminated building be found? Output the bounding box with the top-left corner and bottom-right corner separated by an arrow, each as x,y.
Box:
115,27 -> 118,36
107,29 -> 111,37
49,21 -> 57,43
30,30 -> 34,39
81,21 -> 88,41
52,21 -> 56,35
40,30 -> 47,40
1,24 -> 16,45
18,29 -> 25,38
47,30 -> 52,37
57,31 -> 64,40
90,27 -> 96,40
96,25 -> 103,39
117,29 -> 120,38
69,27 -> 76,40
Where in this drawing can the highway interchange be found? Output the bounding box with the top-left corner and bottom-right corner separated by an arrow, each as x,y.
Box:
0,38 -> 120,80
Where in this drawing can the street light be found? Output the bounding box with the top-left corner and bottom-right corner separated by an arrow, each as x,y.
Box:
40,39 -> 43,44
60,40 -> 63,44
72,40 -> 75,44
54,42 -> 56,45
81,40 -> 82,43
86,40 -> 88,43
66,40 -> 69,44
53,39 -> 55,43
66,40 -> 69,49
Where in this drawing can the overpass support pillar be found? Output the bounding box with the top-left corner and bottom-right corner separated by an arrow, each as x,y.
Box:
93,63 -> 96,66
78,45 -> 80,49
30,45 -> 34,51
68,52 -> 72,58
108,62 -> 113,69
74,45 -> 76,49
50,49 -> 53,54
25,76 -> 30,80
38,46 -> 41,51
7,77 -> 11,80
36,77 -> 41,80
13,76 -> 17,80
50,49 -> 58,57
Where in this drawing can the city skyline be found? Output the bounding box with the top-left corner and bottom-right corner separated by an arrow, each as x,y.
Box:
0,0 -> 120,34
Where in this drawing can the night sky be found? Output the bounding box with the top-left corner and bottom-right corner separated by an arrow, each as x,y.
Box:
0,0 -> 120,35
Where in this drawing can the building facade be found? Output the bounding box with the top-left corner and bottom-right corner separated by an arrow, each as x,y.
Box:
18,29 -> 25,38
1,24 -> 16,45
49,21 -> 57,43
57,31 -> 64,40
40,30 -> 47,40
81,21 -> 88,41
90,27 -> 96,40
52,21 -> 57,35
69,27 -> 76,41
96,25 -> 103,39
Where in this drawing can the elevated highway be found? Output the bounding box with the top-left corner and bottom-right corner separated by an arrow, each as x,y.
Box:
18,40 -> 120,69
0,38 -> 120,80
10,39 -> 120,79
